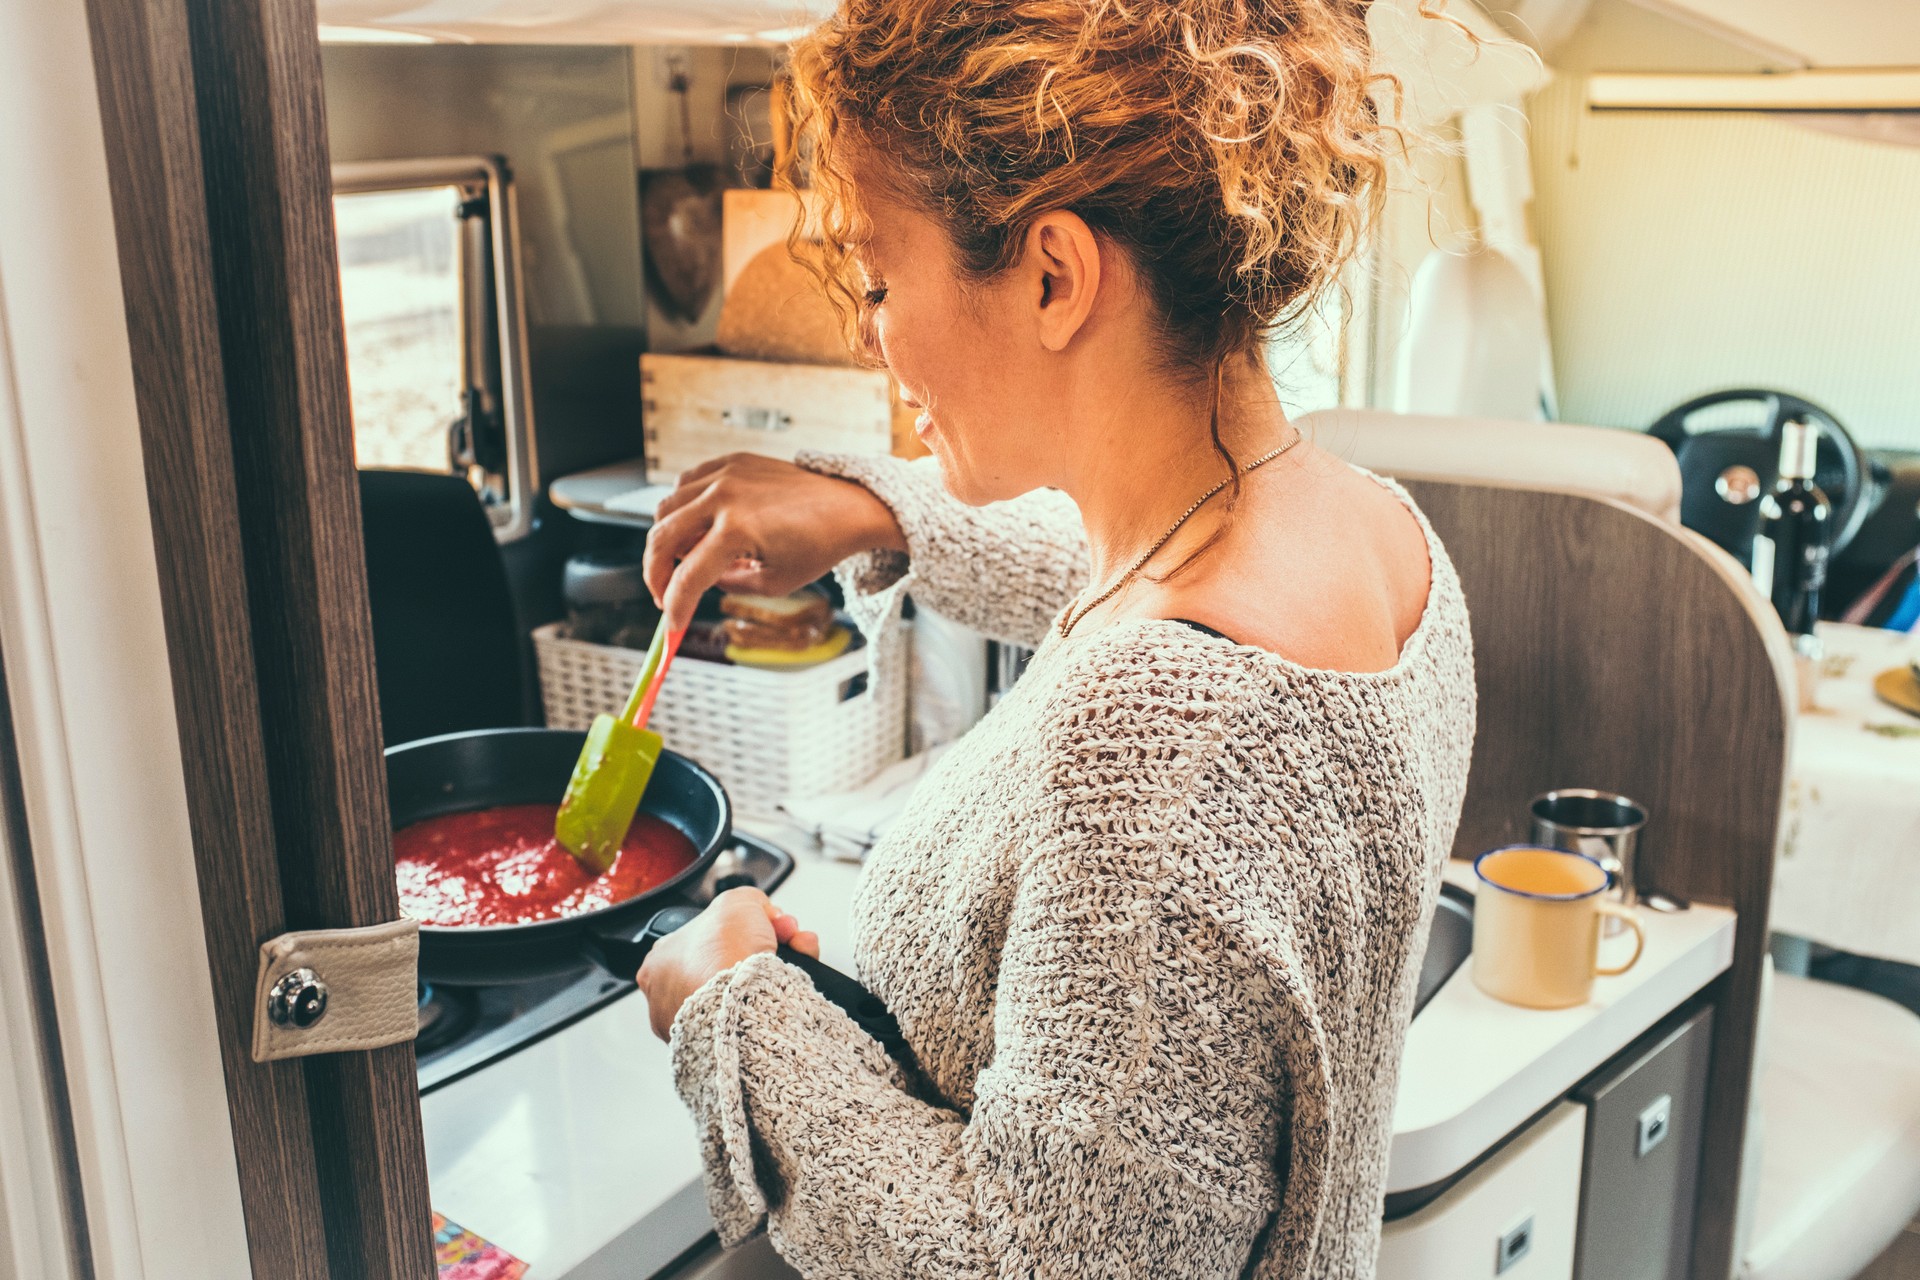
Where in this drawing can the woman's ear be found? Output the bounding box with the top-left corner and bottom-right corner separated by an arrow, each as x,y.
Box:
1024,212 -> 1102,353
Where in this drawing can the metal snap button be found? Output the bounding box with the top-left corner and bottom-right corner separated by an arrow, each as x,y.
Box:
267,967 -> 329,1030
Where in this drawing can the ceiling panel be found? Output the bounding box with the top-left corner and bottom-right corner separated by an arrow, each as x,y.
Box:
317,0 -> 832,44
312,0 -> 1920,70
1634,0 -> 1920,68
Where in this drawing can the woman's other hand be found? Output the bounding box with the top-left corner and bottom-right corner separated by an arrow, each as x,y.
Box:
636,886 -> 822,1041
643,453 -> 908,632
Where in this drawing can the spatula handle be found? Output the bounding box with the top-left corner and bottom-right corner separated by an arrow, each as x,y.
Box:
631,627 -> 685,733
619,616 -> 673,724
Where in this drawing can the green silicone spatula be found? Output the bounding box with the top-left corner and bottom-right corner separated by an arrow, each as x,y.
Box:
555,615 -> 686,873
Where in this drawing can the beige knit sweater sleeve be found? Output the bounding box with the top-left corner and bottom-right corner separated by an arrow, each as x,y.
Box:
669,668 -> 1283,1277
796,451 -> 1089,647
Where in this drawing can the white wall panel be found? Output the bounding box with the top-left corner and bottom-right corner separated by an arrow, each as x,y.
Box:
0,0 -> 252,1274
1530,73 -> 1920,449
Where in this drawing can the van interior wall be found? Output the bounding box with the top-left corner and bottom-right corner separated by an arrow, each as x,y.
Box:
1528,2 -> 1920,453
321,43 -> 649,481
321,43 -> 656,692
323,44 -> 645,330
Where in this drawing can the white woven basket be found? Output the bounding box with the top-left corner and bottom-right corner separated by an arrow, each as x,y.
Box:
533,621 -> 909,820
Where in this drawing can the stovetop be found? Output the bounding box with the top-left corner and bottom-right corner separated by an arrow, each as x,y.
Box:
416,831 -> 795,1094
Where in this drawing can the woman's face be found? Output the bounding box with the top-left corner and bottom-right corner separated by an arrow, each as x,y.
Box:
847,179 -> 1067,506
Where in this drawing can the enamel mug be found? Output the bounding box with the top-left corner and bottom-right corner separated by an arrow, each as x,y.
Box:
1471,846 -> 1646,1009
1529,789 -> 1647,931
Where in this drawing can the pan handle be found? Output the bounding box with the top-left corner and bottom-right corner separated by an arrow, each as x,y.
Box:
586,904 -> 699,978
588,901 -> 923,1080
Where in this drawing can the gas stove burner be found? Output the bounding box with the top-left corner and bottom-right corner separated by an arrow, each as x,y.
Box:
416,982 -> 479,1056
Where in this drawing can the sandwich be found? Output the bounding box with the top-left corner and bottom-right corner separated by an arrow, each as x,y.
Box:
720,591 -> 852,668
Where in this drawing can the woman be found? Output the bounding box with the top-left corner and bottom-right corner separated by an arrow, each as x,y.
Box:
635,0 -> 1476,1273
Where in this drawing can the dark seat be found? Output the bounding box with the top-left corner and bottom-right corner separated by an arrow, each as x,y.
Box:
359,469 -> 528,747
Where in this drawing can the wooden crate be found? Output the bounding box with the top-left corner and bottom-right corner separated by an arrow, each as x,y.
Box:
642,350 -> 909,482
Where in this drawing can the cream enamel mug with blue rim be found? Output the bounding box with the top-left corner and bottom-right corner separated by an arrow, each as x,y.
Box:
1471,846 -> 1646,1009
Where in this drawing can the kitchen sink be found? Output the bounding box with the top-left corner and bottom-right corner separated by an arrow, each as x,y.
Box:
1413,882 -> 1474,1020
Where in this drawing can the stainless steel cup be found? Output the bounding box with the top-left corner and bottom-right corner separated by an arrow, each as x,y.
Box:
1529,790 -> 1648,929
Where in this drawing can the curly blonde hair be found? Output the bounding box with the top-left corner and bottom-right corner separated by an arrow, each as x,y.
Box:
786,0 -> 1410,372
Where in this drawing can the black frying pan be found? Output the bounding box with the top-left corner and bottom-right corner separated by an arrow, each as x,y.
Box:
388,729 -> 915,1071
389,728 -> 730,984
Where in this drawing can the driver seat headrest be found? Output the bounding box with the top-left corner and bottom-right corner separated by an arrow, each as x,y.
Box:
1298,408 -> 1684,525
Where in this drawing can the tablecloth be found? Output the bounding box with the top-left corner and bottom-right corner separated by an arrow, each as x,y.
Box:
1772,622 -> 1920,965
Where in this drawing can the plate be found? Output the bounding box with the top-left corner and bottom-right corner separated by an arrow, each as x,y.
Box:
1872,665 -> 1920,718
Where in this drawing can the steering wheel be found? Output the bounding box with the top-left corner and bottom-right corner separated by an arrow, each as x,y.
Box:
1648,389 -> 1875,565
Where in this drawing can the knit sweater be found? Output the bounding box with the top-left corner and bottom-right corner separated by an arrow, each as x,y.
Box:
671,454 -> 1477,1279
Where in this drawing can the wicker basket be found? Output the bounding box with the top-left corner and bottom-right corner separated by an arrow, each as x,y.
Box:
533,621 -> 909,819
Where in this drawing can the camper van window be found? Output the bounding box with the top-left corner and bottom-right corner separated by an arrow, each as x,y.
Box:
333,157 -> 538,542
335,185 -> 464,474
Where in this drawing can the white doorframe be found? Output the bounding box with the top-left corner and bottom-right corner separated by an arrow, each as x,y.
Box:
0,0 -> 253,1275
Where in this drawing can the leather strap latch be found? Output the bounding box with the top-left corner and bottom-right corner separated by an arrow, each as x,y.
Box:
250,919 -> 419,1063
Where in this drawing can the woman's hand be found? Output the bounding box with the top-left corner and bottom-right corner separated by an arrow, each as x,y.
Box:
636,886 -> 822,1041
643,453 -> 908,631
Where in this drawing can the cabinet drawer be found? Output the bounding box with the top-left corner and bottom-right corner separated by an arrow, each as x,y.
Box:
1571,1006 -> 1713,1280
1379,1102 -> 1588,1280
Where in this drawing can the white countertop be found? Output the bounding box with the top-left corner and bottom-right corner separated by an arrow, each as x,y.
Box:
422,824 -> 864,1279
423,835 -> 1735,1274
1386,861 -> 1735,1194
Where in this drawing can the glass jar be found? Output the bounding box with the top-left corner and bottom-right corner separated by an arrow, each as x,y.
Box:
562,551 -> 658,648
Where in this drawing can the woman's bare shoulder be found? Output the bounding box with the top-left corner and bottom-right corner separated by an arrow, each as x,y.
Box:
1146,457 -> 1433,674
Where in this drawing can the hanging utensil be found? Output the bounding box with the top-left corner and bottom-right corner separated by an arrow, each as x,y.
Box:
640,55 -> 724,324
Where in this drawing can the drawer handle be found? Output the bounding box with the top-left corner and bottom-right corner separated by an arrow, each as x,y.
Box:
1636,1094 -> 1672,1157
1496,1213 -> 1533,1274
722,406 -> 794,433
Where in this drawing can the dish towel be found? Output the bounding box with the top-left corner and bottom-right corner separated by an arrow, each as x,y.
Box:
780,744 -> 953,863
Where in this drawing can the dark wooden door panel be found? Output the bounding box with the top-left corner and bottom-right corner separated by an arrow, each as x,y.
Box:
83,0 -> 433,1274
180,1 -> 431,1264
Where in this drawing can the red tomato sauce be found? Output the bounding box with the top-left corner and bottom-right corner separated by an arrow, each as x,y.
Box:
394,804 -> 697,927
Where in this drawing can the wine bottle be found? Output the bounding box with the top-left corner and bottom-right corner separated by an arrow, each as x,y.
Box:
1751,416 -> 1832,652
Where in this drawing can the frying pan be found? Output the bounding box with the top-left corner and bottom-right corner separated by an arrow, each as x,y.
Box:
388,728 -> 914,1069
389,728 -> 729,984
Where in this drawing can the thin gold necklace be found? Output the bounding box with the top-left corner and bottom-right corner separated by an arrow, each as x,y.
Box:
1057,430 -> 1301,639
